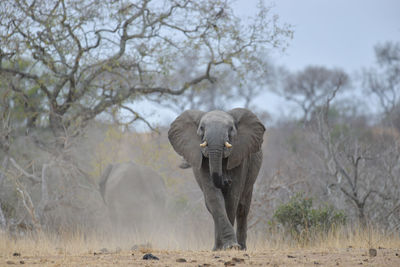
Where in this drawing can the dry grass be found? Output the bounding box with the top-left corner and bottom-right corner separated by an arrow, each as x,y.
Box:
250,227 -> 400,250
1,227 -> 399,266
1,226 -> 399,254
247,226 -> 400,251
0,227 -> 212,256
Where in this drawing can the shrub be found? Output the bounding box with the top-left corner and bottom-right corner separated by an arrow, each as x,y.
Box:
273,193 -> 346,242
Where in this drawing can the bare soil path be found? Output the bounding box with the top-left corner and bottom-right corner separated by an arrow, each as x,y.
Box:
2,247 -> 400,266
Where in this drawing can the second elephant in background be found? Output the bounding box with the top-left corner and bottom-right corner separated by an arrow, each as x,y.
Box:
99,162 -> 166,233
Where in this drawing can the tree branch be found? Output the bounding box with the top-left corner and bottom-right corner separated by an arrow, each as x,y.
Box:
9,158 -> 41,184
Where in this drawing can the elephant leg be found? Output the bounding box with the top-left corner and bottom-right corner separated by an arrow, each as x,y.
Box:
236,152 -> 262,250
205,202 -> 223,250
213,223 -> 223,250
203,186 -> 238,250
236,187 -> 253,250
224,198 -> 236,227
223,163 -> 248,238
223,184 -> 239,228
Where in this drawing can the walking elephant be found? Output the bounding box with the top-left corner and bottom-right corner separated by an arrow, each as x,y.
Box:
168,108 -> 265,250
99,162 -> 166,232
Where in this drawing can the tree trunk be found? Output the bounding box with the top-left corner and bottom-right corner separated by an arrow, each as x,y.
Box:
0,201 -> 6,230
0,156 -> 9,185
0,156 -> 9,229
357,203 -> 367,228
49,111 -> 67,148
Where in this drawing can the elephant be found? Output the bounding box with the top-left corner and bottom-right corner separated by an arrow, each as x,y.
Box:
168,108 -> 265,250
99,162 -> 166,232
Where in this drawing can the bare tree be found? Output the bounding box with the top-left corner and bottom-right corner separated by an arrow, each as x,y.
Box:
363,41 -> 400,128
150,48 -> 277,113
0,0 -> 292,145
149,54 -> 236,112
278,66 -> 350,122
261,62 -> 400,229
315,89 -> 400,228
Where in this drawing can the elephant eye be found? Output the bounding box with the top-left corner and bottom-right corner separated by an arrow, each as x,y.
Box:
228,126 -> 235,139
197,125 -> 205,138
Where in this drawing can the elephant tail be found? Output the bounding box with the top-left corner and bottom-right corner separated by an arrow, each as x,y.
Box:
98,164 -> 113,205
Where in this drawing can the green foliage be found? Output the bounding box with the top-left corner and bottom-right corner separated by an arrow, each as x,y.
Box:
273,193 -> 346,242
0,58 -> 48,130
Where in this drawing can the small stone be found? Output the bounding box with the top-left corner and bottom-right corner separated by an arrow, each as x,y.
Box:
12,252 -> 21,257
396,253 -> 399,257
232,257 -> 245,263
6,261 -> 15,265
19,261 -> 25,264
176,258 -> 187,263
369,248 -> 377,257
214,256 -> 221,258
224,261 -> 235,266
287,255 -> 296,258
142,253 -> 159,260
314,261 -> 320,265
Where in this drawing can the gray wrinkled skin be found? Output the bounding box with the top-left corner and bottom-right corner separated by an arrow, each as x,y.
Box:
168,108 -> 265,250
99,162 -> 166,232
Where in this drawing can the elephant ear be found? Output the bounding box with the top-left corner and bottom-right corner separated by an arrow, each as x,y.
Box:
227,108 -> 266,170
168,110 -> 205,170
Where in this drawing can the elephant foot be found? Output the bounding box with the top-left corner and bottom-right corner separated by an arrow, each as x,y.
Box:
212,241 -> 240,251
212,245 -> 222,251
222,241 -> 240,251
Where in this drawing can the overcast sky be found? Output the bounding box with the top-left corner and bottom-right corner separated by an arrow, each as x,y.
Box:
230,0 -> 400,120
236,0 -> 400,72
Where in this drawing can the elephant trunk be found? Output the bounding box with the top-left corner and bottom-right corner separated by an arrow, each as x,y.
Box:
99,164 -> 114,205
208,146 -> 225,189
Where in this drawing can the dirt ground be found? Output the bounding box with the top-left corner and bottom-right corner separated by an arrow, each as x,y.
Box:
2,247 -> 400,267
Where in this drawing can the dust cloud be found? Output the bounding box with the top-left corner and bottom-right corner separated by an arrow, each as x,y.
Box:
0,122 -> 215,250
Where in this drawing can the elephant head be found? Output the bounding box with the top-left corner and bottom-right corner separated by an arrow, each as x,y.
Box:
168,108 -> 265,189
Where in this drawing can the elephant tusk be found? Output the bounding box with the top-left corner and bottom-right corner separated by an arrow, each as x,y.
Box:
200,141 -> 207,147
225,141 -> 232,148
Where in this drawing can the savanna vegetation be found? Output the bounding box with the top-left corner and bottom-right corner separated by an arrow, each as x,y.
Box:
0,1 -> 399,265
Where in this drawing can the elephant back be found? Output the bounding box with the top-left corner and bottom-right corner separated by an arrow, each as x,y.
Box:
99,161 -> 167,231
